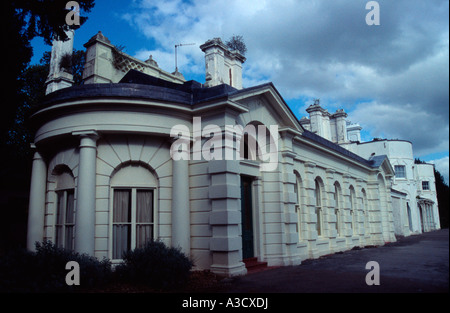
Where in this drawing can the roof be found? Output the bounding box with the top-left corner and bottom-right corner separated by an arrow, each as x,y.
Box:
301,130 -> 389,169
38,69 -> 390,172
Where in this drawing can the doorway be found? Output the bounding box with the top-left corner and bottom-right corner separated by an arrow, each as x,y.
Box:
240,176 -> 254,259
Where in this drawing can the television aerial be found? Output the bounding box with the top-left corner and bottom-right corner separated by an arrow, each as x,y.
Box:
174,43 -> 196,72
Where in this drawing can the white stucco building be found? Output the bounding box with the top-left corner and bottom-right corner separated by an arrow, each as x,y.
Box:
27,32 -> 415,276
300,103 -> 440,237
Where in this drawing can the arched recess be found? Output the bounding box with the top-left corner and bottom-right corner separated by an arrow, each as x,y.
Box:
349,185 -> 357,235
361,188 -> 369,234
314,176 -> 325,237
109,162 -> 159,260
377,173 -> 389,239
294,170 -> 304,240
334,181 -> 343,237
239,121 -> 278,163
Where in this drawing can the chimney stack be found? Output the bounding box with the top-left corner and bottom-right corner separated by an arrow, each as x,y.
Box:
200,38 -> 246,89
45,30 -> 75,94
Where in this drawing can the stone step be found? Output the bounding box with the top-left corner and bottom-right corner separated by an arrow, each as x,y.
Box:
243,257 -> 268,273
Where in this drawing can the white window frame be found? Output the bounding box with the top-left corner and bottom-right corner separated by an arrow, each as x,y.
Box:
422,181 -> 430,191
394,165 -> 406,179
315,179 -> 323,237
110,187 -> 156,260
334,184 -> 342,237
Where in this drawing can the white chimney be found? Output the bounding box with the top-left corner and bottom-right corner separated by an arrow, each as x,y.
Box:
306,99 -> 332,140
45,30 -> 74,95
200,38 -> 246,89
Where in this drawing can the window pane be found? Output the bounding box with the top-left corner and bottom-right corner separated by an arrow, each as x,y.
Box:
56,192 -> 64,225
113,189 -> 131,259
315,181 -> 321,206
113,190 -> 131,223
65,190 -> 75,224
65,226 -> 73,251
136,190 -> 153,223
113,225 -> 130,259
55,226 -> 63,248
316,208 -> 321,236
136,225 -> 153,248
395,165 -> 406,178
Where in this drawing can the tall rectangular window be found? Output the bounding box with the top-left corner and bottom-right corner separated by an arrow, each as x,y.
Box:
422,181 -> 430,190
394,165 -> 406,178
315,180 -> 322,237
112,188 -> 154,259
294,174 -> 302,240
334,184 -> 341,236
55,189 -> 75,250
113,189 -> 131,259
136,190 -> 154,249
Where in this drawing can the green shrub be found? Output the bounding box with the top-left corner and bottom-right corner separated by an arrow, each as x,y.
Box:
0,241 -> 112,293
115,240 -> 193,289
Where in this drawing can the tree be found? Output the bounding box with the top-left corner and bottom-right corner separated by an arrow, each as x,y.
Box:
8,49 -> 86,160
1,0 -> 94,148
0,1 -> 94,252
226,35 -> 247,56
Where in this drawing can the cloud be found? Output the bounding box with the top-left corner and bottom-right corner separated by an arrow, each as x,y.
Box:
350,101 -> 449,157
121,0 -> 449,160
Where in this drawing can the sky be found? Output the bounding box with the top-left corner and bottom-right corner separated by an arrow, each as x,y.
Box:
31,0 -> 449,183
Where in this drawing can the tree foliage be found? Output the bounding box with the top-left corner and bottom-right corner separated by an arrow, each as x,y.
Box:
1,0 -> 94,148
226,35 -> 247,56
0,1 -> 94,251
11,0 -> 95,45
8,50 -> 86,159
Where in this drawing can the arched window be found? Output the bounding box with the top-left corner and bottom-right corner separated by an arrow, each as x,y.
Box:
54,166 -> 75,250
407,202 -> 413,232
110,163 -> 157,259
362,189 -> 369,234
349,186 -> 357,235
294,171 -> 303,240
334,182 -> 342,237
315,179 -> 323,237
242,133 -> 253,160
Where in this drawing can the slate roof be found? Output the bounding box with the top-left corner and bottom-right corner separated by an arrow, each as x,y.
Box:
301,129 -> 388,168
38,69 -> 386,170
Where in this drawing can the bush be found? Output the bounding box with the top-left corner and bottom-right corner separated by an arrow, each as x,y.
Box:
115,240 -> 193,290
0,241 -> 111,293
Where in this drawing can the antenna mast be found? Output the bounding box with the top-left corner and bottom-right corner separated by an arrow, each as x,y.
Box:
175,43 -> 195,72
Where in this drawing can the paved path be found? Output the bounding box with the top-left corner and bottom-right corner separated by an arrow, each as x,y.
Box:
223,229 -> 449,293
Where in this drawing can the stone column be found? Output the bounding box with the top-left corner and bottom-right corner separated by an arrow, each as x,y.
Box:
172,151 -> 191,255
73,131 -> 98,255
279,130 -> 300,265
27,147 -> 47,251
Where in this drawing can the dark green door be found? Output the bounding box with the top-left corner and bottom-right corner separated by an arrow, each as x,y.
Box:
241,176 -> 254,259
